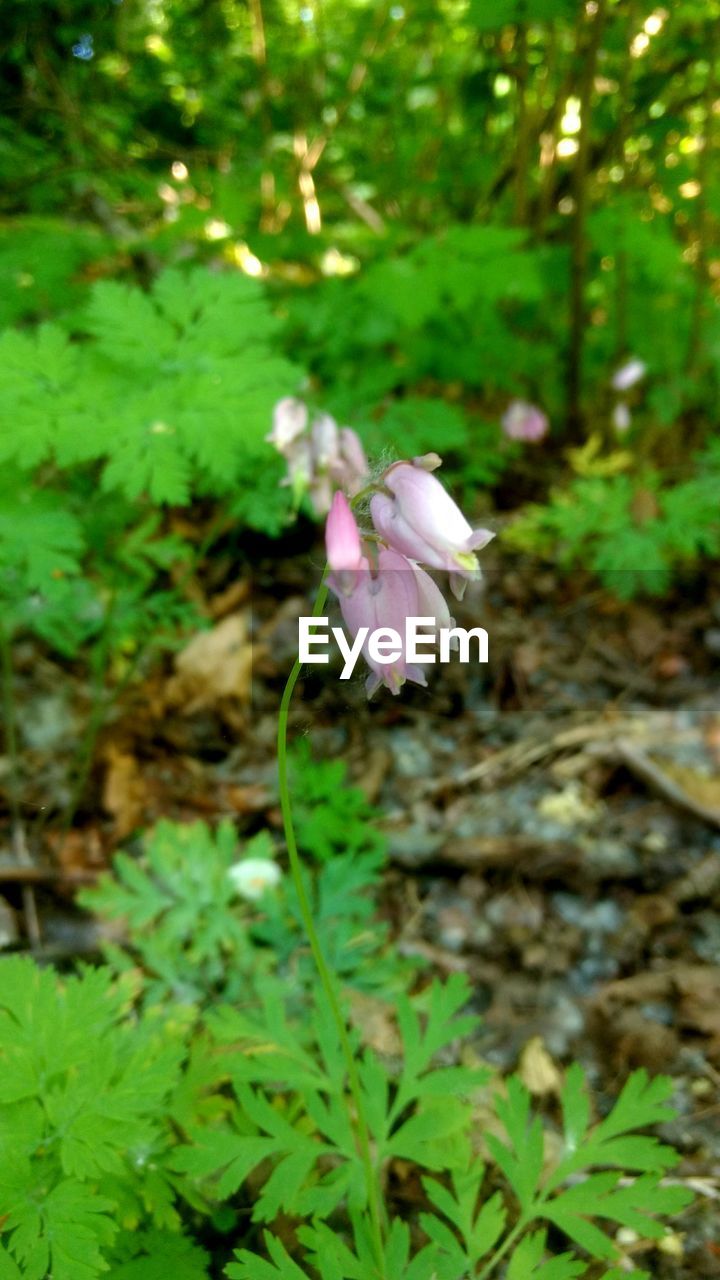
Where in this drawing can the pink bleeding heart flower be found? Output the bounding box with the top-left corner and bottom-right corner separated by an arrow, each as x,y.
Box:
331,427 -> 369,497
307,417 -> 369,514
370,458 -> 494,600
501,401 -> 549,443
413,561 -> 458,646
332,548 -> 430,698
266,397 -> 308,450
325,491 -> 366,573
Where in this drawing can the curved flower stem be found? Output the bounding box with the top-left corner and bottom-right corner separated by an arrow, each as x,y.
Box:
276,569 -> 387,1278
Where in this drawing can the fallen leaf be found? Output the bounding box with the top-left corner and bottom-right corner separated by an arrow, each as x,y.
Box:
103,745 -> 147,838
166,612 -> 255,712
661,761 -> 720,811
518,1036 -> 562,1096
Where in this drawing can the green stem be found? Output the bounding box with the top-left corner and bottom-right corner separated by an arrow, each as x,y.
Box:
276,570 -> 387,1280
475,1213 -> 531,1280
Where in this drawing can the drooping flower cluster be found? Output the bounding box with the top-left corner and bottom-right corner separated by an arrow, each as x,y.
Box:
325,456 -> 494,698
501,400 -> 549,443
266,397 -> 369,515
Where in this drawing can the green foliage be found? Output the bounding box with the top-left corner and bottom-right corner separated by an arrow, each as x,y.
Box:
220,986 -> 690,1278
0,218 -> 112,328
287,226 -> 559,429
507,448 -> 720,596
0,958 -> 194,1279
81,766 -> 406,1005
0,264 -> 299,664
79,820 -> 281,1006
0,939 -> 692,1280
290,742 -> 386,865
487,1066 -> 690,1259
355,398 -> 511,491
106,1232 -> 211,1280
174,973 -> 486,1226
0,267 -> 298,506
0,262 -> 300,833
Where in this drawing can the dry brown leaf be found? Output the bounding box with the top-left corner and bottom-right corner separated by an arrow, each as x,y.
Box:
209,578 -> 251,619
675,966 -> 720,1038
102,745 -> 147,837
518,1035 -> 562,1096
48,827 -> 106,875
166,612 -> 255,712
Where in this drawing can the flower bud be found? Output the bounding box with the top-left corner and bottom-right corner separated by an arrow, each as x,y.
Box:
501,401 -> 549,443
325,492 -> 367,597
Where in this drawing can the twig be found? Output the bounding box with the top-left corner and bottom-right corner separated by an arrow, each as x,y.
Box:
0,624 -> 41,949
10,824 -> 42,950
0,865 -> 97,886
608,740 -> 720,831
422,715 -> 654,795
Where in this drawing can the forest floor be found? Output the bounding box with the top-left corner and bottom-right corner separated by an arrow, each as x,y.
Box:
1,535 -> 719,1278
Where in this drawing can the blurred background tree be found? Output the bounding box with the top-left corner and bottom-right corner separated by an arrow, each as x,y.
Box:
1,0 -> 718,584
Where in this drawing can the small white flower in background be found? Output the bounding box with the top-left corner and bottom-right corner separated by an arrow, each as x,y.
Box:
612,402 -> 632,433
612,358 -> 646,391
228,858 -> 281,901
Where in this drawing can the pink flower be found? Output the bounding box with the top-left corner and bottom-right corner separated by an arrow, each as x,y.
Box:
501,401 -> 549,443
370,458 -> 494,599
612,359 -> 646,392
322,454 -> 492,697
308,417 -> 368,514
413,561 -> 458,645
331,549 -> 431,697
266,397 -> 308,450
268,400 -> 370,516
331,427 -> 369,497
325,492 -> 368,594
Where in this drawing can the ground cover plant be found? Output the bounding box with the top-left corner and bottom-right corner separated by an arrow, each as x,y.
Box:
0,0 -> 718,1276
